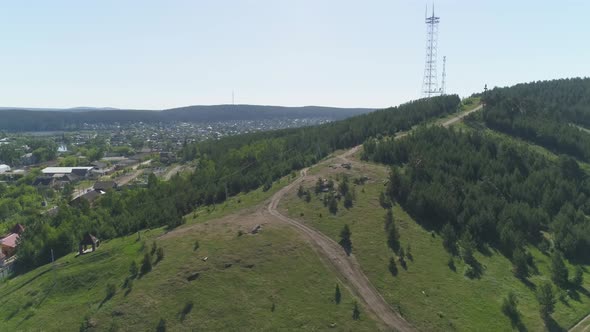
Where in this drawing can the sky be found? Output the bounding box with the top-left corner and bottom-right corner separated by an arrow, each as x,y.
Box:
0,0 -> 588,110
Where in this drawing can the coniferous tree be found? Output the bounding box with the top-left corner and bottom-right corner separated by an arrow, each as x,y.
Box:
352,302 -> 360,320
551,251 -> 568,287
334,284 -> 342,304
537,282 -> 556,321
339,225 -> 352,255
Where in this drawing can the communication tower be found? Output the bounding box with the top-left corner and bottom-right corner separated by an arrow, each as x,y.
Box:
421,4 -> 442,98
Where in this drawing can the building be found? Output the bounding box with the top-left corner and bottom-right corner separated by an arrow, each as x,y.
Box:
42,167 -> 93,177
0,164 -> 10,173
94,181 -> 118,192
0,224 -> 25,260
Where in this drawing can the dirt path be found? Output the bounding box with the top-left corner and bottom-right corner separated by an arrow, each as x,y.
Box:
265,104 -> 484,331
571,313 -> 590,332
162,104 -> 484,331
441,104 -> 483,128
267,164 -> 414,331
163,165 -> 184,181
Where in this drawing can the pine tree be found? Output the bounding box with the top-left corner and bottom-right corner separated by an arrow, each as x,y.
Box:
297,185 -> 304,198
141,252 -> 152,275
512,248 -> 529,279
334,284 -> 342,304
384,208 -> 393,230
129,260 -> 138,277
339,225 -> 352,255
352,302 -> 360,320
550,251 -> 568,287
387,223 -> 400,252
388,257 -> 398,276
572,265 -> 584,287
537,282 -> 556,320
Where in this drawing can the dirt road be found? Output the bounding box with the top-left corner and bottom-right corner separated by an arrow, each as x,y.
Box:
441,104 -> 483,128
265,104 -> 484,331
571,313 -> 590,332
267,164 -> 414,332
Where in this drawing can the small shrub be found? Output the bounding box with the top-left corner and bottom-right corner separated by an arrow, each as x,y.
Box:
334,284 -> 342,304
193,240 -> 200,251
105,283 -> 116,300
237,230 -> 244,237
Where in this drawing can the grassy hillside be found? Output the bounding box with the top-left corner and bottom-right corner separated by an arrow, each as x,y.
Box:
0,179 -> 379,331
279,149 -> 590,331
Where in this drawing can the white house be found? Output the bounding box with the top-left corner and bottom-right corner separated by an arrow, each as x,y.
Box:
0,164 -> 10,173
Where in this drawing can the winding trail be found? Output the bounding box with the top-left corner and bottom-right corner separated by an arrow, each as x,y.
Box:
265,105 -> 483,331
267,163 -> 414,331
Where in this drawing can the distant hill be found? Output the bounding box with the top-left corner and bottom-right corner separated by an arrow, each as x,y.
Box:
0,104 -> 373,131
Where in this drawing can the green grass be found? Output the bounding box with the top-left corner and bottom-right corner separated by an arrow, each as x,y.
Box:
279,158 -> 590,331
0,176 -> 379,331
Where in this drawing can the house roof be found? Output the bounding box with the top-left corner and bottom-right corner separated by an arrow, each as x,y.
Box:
1,233 -> 19,248
42,167 -> 93,174
94,181 -> 117,191
33,177 -> 53,186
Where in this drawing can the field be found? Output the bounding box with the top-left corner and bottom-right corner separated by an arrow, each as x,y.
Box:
0,177 -> 379,331
279,149 -> 590,331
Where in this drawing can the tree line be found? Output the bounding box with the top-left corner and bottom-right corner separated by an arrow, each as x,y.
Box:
14,95 -> 461,272
364,125 -> 590,262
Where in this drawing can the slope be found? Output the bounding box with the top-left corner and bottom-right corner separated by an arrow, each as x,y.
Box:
0,180 -> 379,331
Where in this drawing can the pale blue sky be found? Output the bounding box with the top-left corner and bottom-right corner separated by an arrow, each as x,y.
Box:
0,1 -> 588,109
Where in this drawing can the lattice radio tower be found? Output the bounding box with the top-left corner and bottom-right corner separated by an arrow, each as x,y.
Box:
421,4 -> 442,98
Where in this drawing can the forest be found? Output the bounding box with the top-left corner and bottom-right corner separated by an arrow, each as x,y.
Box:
364,124 -> 590,263
480,77 -> 590,161
14,95 -> 461,272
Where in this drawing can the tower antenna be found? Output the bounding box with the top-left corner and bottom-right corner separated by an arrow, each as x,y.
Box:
421,3 -> 441,98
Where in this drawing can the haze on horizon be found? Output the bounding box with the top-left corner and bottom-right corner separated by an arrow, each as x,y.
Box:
0,0 -> 588,110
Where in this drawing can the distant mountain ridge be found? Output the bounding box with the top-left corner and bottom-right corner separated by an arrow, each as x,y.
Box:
0,104 -> 374,131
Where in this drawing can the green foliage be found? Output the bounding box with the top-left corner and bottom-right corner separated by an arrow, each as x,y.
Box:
352,302 -> 360,320
388,257 -> 398,276
339,225 -> 352,256
156,318 -> 167,332
512,248 -> 529,279
141,252 -> 152,275
328,195 -> 338,214
386,221 -> 400,252
550,251 -> 569,287
501,292 -> 522,328
536,282 -> 556,320
151,241 -> 157,255
193,240 -> 200,251
343,191 -> 353,209
129,261 -> 138,277
156,247 -> 165,263
367,125 -> 590,261
334,284 -> 342,304
384,208 -> 394,230
572,265 -> 584,287
105,283 -> 116,300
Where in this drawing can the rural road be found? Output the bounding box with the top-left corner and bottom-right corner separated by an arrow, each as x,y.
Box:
266,104 -> 483,331
267,165 -> 414,332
